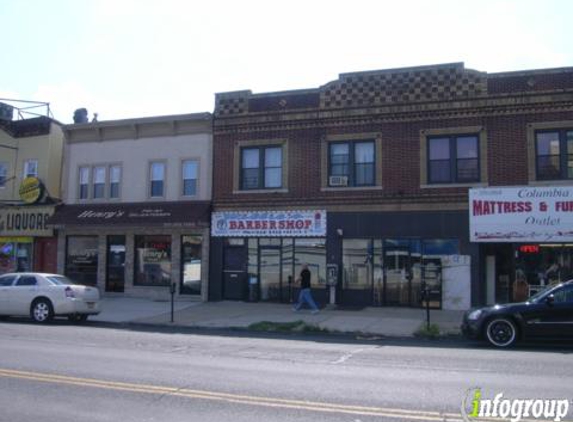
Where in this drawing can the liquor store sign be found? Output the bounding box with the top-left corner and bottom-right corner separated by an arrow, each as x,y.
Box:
212,210 -> 327,237
0,206 -> 54,237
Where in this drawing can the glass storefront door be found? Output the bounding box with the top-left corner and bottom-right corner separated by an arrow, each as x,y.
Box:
181,235 -> 202,295
384,242 -> 411,306
259,245 -> 281,301
106,235 -> 125,292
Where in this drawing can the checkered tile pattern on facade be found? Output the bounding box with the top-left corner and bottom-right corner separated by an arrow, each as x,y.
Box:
215,96 -> 248,116
320,65 -> 487,109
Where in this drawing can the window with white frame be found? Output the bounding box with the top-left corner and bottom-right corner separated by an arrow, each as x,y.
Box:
0,163 -> 7,188
150,162 -> 165,197
93,166 -> 106,199
23,160 -> 38,178
110,165 -> 121,198
79,167 -> 90,199
182,160 -> 198,196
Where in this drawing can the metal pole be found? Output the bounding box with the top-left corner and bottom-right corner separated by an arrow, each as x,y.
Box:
170,283 -> 175,323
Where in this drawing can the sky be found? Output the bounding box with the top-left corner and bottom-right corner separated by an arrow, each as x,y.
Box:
1,0 -> 572,124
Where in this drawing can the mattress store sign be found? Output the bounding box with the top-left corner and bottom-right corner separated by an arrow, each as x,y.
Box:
212,210 -> 327,237
470,187 -> 573,242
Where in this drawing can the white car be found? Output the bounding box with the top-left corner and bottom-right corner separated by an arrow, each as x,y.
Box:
0,272 -> 101,323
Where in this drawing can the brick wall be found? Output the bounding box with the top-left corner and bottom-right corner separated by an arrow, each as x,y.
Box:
213,63 -> 573,211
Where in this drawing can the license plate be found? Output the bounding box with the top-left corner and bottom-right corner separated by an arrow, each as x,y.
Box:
87,302 -> 95,309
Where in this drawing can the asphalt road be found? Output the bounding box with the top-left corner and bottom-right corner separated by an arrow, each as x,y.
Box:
0,320 -> 572,422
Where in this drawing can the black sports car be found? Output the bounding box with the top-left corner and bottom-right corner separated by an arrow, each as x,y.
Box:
461,280 -> 573,347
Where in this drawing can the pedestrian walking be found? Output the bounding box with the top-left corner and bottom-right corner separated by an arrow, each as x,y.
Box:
292,263 -> 319,314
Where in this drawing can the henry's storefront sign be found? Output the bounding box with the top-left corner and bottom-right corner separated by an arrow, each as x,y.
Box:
212,210 -> 327,237
470,187 -> 573,242
0,206 -> 54,237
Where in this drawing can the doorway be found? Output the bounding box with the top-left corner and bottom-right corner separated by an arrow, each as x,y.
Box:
223,242 -> 247,300
259,245 -> 281,301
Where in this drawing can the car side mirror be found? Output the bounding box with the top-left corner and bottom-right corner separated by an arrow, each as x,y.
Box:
545,294 -> 555,306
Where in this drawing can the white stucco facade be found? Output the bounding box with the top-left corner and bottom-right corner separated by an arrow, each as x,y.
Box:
53,113 -> 213,301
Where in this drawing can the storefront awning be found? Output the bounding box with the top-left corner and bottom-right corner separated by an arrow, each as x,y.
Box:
47,201 -> 211,228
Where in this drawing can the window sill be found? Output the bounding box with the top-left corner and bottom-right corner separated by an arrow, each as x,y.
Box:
420,182 -> 487,189
233,188 -> 288,194
528,180 -> 573,186
320,186 -> 383,192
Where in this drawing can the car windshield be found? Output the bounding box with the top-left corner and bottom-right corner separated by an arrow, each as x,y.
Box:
527,284 -> 559,303
45,276 -> 76,286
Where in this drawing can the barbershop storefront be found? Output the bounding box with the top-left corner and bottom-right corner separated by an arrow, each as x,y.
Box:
0,205 -> 57,274
470,186 -> 573,305
48,201 -> 211,300
210,209 -> 475,310
210,210 -> 328,303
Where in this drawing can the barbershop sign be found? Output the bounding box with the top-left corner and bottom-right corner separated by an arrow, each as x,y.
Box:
212,210 -> 327,237
0,206 -> 54,237
470,187 -> 573,242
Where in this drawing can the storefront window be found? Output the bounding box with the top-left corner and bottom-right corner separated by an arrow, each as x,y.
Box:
135,235 -> 171,286
181,235 -> 202,295
0,238 -> 33,273
66,236 -> 98,286
294,238 -> 326,285
342,239 -> 372,290
515,244 -> 573,299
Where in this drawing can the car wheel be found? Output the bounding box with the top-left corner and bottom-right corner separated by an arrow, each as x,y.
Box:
68,314 -> 88,323
485,317 -> 517,347
31,299 -> 54,323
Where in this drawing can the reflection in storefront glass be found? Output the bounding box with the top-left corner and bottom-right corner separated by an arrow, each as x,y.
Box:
342,239 -> 371,290
66,236 -> 98,285
0,239 -> 33,273
181,235 -> 202,295
135,235 -> 171,286
294,238 -> 326,285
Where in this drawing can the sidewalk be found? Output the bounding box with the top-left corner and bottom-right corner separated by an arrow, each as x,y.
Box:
92,297 -> 464,338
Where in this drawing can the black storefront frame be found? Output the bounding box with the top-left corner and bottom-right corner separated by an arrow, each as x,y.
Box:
209,210 -> 478,307
217,237 -> 327,304
328,210 -> 478,308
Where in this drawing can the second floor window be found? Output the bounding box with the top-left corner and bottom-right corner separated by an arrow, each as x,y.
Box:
328,141 -> 375,186
0,163 -> 7,187
150,162 -> 165,197
110,165 -> 121,198
23,160 -> 38,178
241,146 -> 282,190
428,135 -> 479,184
536,130 -> 573,180
79,167 -> 90,199
93,166 -> 106,199
182,160 -> 198,196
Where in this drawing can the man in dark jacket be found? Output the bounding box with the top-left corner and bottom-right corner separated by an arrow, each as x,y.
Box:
292,263 -> 319,314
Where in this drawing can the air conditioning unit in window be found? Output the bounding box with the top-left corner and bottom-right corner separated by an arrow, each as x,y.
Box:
329,176 -> 348,186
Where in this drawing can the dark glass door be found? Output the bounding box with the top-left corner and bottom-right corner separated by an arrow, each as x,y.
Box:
106,235 -> 125,292
223,244 -> 247,300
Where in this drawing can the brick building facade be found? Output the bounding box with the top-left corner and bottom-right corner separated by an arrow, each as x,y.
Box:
210,62 -> 573,309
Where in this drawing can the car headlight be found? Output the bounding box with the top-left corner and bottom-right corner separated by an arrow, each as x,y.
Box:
467,309 -> 483,321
